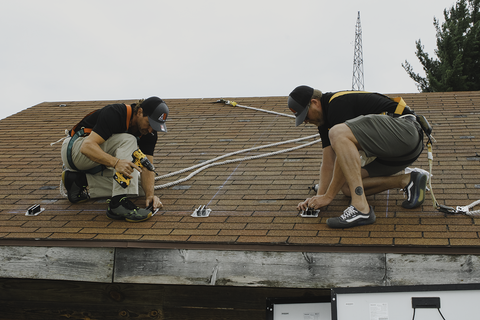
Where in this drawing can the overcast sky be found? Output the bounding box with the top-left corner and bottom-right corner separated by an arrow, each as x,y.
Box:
0,0 -> 456,120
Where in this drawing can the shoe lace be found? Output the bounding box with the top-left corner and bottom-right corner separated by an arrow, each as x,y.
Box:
340,206 -> 357,220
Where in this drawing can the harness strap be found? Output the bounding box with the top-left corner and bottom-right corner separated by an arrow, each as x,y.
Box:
125,104 -> 132,130
329,91 -> 369,103
66,129 -> 106,174
391,97 -> 407,115
70,110 -> 96,137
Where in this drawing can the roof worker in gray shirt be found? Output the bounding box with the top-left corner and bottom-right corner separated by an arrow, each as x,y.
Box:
287,85 -> 429,228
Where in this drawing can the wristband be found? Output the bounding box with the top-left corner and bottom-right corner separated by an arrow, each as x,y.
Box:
113,158 -> 120,170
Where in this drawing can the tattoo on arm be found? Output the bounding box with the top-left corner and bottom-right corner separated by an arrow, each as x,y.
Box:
355,186 -> 364,196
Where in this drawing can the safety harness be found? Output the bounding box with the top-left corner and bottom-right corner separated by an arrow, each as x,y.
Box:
66,105 -> 132,174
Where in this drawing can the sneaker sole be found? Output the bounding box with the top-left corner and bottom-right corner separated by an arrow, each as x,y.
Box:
106,209 -> 125,221
327,207 -> 376,228
126,212 -> 152,222
327,216 -> 376,228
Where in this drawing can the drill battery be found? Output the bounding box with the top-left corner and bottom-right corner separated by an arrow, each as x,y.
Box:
114,149 -> 157,188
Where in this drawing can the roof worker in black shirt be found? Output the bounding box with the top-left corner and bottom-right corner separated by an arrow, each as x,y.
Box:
60,97 -> 168,222
288,85 -> 428,228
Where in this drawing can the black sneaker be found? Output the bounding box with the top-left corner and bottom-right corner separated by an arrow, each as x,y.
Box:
62,170 -> 89,203
326,205 -> 376,228
106,196 -> 153,222
402,171 -> 427,209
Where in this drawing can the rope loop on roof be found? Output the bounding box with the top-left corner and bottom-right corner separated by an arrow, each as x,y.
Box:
153,99 -> 319,190
154,134 -> 320,190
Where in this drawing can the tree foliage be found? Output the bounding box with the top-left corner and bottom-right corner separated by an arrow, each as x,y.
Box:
402,0 -> 480,92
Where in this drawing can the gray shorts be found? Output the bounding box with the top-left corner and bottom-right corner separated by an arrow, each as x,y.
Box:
345,114 -> 423,177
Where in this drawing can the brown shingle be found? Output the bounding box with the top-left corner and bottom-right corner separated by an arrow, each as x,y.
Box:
1,92 -> 479,252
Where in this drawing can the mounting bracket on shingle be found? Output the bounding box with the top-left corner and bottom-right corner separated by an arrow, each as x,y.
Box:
192,205 -> 211,217
25,204 -> 44,216
300,208 -> 320,218
308,184 -> 319,194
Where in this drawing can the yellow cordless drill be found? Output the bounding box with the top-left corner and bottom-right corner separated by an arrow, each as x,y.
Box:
114,149 -> 158,188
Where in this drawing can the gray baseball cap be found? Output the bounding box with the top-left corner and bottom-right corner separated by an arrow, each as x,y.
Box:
288,85 -> 314,126
141,96 -> 169,133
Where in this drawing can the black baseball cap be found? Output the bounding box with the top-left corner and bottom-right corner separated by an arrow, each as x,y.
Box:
141,97 -> 169,133
288,85 -> 314,126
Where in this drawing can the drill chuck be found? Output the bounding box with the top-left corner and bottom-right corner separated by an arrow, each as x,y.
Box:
140,157 -> 156,172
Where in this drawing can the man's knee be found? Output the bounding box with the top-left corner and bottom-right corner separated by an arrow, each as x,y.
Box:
102,133 -> 138,156
115,133 -> 137,147
329,124 -> 360,149
329,124 -> 351,143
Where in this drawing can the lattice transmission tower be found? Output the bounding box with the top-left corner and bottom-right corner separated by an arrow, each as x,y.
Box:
352,11 -> 364,91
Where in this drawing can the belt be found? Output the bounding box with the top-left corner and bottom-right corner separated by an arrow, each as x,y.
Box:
399,114 -> 416,122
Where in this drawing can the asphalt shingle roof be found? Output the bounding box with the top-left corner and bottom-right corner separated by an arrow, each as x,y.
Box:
1,91 -> 480,253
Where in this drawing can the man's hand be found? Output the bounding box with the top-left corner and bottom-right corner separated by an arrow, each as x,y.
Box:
146,195 -> 163,210
297,195 -> 333,211
115,159 -> 142,179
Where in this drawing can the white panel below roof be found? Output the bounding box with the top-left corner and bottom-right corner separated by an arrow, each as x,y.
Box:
333,285 -> 480,320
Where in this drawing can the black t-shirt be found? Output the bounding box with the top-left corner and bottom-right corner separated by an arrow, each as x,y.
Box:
73,104 -> 158,156
318,92 -> 413,148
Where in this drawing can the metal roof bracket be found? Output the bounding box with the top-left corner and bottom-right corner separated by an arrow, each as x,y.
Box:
192,205 -> 211,217
300,208 -> 320,218
25,204 -> 44,216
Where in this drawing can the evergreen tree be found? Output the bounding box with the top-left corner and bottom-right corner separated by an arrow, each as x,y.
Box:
402,0 -> 480,92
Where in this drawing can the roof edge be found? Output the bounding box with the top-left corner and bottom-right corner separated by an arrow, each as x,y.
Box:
0,239 -> 478,255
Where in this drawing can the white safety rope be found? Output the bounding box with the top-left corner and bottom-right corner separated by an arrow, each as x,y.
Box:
50,129 -> 70,146
426,142 -> 480,216
216,99 -> 296,119
456,199 -> 480,216
156,134 -> 319,181
154,134 -> 320,190
153,99 -> 319,190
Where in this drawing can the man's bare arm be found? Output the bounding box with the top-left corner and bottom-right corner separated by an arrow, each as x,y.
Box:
141,155 -> 163,209
317,146 -> 336,195
80,132 -> 140,178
